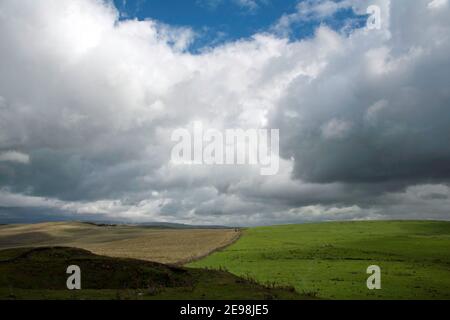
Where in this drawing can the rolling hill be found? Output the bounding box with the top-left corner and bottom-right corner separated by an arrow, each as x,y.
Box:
0,246 -> 305,300
0,222 -> 240,264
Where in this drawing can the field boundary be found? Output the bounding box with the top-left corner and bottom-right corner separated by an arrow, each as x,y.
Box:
178,229 -> 242,266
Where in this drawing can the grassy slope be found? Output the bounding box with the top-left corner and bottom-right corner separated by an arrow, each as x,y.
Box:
189,221 -> 450,299
0,247 -> 305,300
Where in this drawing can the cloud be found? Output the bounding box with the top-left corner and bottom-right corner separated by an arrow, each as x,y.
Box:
0,0 -> 449,225
321,118 -> 353,140
428,0 -> 448,9
0,151 -> 30,164
273,1 -> 450,186
272,0 -> 354,36
296,0 -> 353,20
197,0 -> 267,12
234,0 -> 259,11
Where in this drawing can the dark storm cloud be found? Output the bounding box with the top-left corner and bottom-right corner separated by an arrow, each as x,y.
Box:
271,1 -> 450,187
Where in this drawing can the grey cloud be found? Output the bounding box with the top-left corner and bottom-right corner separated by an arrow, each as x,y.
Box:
272,1 -> 450,187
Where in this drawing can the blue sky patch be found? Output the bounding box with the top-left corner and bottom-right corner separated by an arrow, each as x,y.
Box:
112,1 -> 366,50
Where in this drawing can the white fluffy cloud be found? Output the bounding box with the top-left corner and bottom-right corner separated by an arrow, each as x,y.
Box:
0,0 -> 449,225
197,0 -> 266,12
428,0 -> 448,9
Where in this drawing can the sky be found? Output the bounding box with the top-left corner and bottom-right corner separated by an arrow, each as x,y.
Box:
0,0 -> 450,226
112,0 -> 366,49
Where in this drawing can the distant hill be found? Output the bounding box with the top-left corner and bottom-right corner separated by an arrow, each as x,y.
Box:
80,221 -> 233,229
138,222 -> 234,229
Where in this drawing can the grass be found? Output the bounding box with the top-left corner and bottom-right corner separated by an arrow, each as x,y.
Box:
0,247 -> 307,300
189,221 -> 450,300
0,222 -> 240,264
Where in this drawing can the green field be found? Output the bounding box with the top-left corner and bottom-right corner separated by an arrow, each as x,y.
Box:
189,221 -> 450,299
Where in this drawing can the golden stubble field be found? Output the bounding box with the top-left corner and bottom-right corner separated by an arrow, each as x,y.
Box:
0,222 -> 240,264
